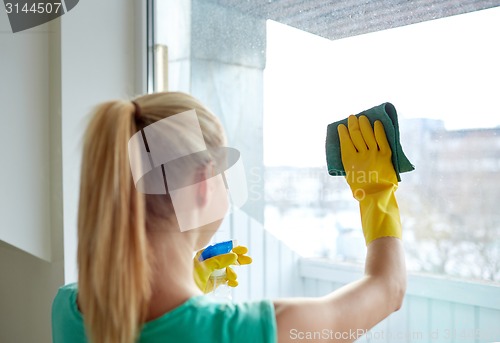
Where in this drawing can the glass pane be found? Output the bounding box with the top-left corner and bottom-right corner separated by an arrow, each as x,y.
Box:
264,7 -> 500,282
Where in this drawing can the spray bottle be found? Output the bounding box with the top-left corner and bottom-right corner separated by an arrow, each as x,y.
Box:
199,240 -> 237,300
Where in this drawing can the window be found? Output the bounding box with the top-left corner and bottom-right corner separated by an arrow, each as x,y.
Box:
263,7 -> 500,282
153,1 -> 500,284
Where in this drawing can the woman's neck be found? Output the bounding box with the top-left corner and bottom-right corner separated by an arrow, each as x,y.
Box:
146,231 -> 202,322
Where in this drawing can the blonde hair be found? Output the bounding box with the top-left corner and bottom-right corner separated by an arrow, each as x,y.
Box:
77,92 -> 225,343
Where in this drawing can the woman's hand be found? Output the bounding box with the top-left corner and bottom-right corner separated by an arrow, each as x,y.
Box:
193,245 -> 252,293
338,115 -> 401,244
338,115 -> 398,199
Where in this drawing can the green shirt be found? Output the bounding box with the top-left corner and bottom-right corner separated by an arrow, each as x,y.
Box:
52,283 -> 277,343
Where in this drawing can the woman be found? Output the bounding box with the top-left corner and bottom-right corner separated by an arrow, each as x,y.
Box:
52,92 -> 406,343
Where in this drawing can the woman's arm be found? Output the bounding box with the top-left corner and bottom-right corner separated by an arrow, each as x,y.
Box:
274,115 -> 407,342
274,237 -> 406,343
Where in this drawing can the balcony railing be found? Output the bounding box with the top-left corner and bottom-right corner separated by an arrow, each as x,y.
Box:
300,258 -> 500,343
219,208 -> 500,343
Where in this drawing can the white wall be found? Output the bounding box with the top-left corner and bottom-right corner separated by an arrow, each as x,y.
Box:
59,0 -> 142,284
0,2 -> 52,263
0,10 -> 64,342
0,0 -> 143,341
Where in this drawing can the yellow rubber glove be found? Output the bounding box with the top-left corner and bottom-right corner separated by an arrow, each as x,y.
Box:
338,115 -> 402,244
193,245 -> 253,293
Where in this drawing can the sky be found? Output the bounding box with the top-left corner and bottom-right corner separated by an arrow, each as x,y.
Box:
263,6 -> 500,167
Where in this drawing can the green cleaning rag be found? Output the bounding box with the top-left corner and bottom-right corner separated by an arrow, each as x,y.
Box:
325,102 -> 415,182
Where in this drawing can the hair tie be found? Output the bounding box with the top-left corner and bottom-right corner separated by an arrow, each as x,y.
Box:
131,101 -> 141,119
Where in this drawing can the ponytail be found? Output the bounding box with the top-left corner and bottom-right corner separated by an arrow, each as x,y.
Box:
77,92 -> 226,342
77,100 -> 152,343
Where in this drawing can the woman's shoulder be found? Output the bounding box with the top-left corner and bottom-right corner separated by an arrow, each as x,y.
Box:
52,282 -> 78,310
52,282 -> 77,305
52,283 -> 87,343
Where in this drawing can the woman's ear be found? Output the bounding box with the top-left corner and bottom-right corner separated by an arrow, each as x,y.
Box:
195,163 -> 214,207
196,177 -> 208,207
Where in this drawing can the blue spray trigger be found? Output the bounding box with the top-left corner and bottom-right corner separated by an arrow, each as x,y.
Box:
199,240 -> 236,261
